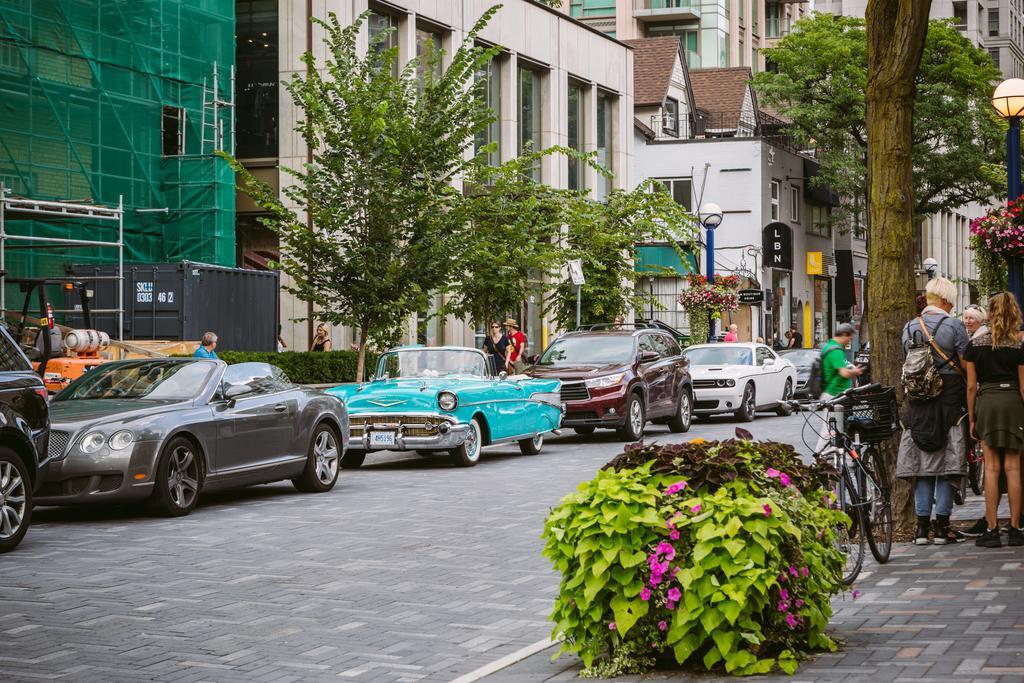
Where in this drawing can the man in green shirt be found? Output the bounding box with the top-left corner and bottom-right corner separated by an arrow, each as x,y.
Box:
815,323 -> 864,452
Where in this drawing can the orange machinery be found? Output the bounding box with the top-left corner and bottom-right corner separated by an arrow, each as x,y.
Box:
10,279 -> 111,393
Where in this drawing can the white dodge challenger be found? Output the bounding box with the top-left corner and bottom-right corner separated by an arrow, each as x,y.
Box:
682,342 -> 798,422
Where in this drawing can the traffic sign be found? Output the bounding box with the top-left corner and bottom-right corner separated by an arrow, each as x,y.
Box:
568,259 -> 585,286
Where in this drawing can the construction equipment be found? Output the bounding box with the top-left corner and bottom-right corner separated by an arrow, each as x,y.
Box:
6,278 -> 156,393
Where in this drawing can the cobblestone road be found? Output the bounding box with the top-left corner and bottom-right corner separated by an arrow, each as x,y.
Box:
0,412 -> 803,682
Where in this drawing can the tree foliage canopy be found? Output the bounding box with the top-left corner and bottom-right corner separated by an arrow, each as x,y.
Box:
753,14 -> 1003,220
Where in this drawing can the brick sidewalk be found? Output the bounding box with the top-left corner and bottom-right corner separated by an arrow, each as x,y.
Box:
486,512 -> 1024,682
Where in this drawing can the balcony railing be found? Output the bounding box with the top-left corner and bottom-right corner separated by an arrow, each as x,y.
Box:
646,111 -> 815,158
633,0 -> 700,21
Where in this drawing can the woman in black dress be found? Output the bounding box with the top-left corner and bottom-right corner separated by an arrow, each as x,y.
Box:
965,292 -> 1024,548
482,321 -> 510,374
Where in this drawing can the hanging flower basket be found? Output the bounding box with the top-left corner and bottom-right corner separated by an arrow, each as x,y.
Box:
678,274 -> 741,344
970,197 -> 1024,258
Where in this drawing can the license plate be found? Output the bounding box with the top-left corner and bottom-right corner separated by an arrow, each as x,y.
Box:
370,431 -> 396,447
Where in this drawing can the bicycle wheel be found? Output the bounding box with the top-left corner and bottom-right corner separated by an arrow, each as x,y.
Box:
861,449 -> 893,564
831,467 -> 866,585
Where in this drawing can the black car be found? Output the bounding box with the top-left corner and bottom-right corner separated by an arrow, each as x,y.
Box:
778,348 -> 819,399
0,325 -> 50,553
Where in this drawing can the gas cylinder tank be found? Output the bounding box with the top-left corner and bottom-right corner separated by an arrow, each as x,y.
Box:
63,329 -> 111,355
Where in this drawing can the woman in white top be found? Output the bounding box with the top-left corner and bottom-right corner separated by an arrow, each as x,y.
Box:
963,305 -> 988,340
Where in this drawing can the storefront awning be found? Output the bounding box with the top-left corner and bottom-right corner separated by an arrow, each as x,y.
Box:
634,245 -> 698,275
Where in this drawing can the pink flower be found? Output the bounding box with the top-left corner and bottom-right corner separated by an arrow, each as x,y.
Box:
609,622 -> 617,630
795,599 -> 805,608
800,566 -> 809,578
650,572 -> 664,586
779,473 -> 791,487
667,587 -> 681,602
690,504 -> 702,514
852,590 -> 861,600
763,504 -> 772,517
766,468 -> 780,478
779,573 -> 788,583
785,613 -> 797,629
655,542 -> 675,560
779,588 -> 789,601
669,529 -> 680,540
789,566 -> 799,577
640,587 -> 652,602
658,620 -> 668,631
777,600 -> 789,612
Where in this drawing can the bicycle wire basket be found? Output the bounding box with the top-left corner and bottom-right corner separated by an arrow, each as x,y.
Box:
842,387 -> 898,443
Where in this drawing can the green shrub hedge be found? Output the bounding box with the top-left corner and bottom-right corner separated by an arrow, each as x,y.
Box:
213,350 -> 378,384
542,438 -> 848,677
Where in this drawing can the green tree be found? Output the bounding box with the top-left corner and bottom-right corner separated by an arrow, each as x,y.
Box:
224,10 -> 499,381
753,14 -> 1003,222
547,182 -> 698,330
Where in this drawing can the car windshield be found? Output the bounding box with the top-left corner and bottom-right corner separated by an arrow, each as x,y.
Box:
377,349 -> 488,379
780,349 -> 817,366
683,346 -> 753,366
54,360 -> 216,401
538,336 -> 634,366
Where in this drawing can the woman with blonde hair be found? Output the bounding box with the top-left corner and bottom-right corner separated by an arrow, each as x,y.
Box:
310,323 -> 332,352
965,292 -> 1024,547
963,304 -> 988,340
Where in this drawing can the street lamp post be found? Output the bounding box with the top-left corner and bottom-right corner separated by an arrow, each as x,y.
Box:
992,78 -> 1024,307
699,203 -> 723,341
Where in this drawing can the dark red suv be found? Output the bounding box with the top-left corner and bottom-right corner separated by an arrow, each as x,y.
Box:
527,326 -> 693,441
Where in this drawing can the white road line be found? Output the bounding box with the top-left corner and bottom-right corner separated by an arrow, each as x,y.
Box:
449,638 -> 558,683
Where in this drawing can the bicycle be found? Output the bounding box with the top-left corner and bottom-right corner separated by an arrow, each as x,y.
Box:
787,383 -> 897,584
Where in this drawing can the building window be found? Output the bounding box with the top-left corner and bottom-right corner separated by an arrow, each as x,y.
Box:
236,0 -> 279,158
663,97 -> 679,136
738,36 -> 744,67
990,8 -> 1000,36
368,10 -> 399,76
162,106 -> 185,156
990,47 -> 1001,69
473,56 -> 501,167
656,178 -> 692,212
789,184 -> 800,222
416,26 -> 443,85
568,81 -> 585,190
518,65 -> 543,180
808,204 -> 831,237
646,23 -> 700,68
766,4 -> 781,38
596,91 -> 615,200
770,180 -> 780,221
570,0 -> 617,17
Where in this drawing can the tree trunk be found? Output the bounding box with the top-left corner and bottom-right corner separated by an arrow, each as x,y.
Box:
865,0 -> 931,534
356,325 -> 369,383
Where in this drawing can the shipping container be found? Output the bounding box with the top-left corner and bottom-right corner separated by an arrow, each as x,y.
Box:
66,262 -> 279,352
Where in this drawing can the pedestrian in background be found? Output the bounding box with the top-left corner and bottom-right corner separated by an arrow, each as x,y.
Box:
483,321 -> 510,375
787,324 -> 803,349
965,292 -> 1024,548
814,323 -> 863,452
277,324 -> 287,352
194,331 -> 218,359
310,323 -> 332,352
723,323 -> 739,342
504,318 -> 527,373
613,314 -> 626,330
963,305 -> 988,340
897,277 -> 969,546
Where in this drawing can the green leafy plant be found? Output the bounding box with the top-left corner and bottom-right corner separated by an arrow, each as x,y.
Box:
207,351 -> 377,385
542,439 -> 847,677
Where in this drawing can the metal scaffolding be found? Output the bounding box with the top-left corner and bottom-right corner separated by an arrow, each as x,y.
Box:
0,184 -> 124,340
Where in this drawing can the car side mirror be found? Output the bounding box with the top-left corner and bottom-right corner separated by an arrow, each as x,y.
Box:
498,371 -> 508,381
639,350 -> 660,364
762,358 -> 775,366
367,374 -> 375,383
222,384 -> 251,406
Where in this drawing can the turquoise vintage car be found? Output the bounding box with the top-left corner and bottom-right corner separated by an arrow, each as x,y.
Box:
327,346 -> 563,468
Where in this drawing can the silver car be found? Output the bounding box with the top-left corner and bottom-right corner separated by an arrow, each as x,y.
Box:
36,358 -> 347,516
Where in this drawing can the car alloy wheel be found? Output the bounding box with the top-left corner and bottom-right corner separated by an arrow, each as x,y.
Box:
294,424 -> 342,493
167,445 -> 200,510
149,437 -> 202,517
451,418 -> 482,467
0,457 -> 28,546
734,384 -> 755,423
776,379 -> 794,417
617,394 -> 646,442
668,389 -> 692,433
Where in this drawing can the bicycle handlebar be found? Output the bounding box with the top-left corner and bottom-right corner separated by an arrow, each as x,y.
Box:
783,383 -> 886,411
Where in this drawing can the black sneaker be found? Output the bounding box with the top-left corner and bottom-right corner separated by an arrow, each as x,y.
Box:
1009,527 -> 1024,547
976,528 -> 1002,548
959,518 -> 987,538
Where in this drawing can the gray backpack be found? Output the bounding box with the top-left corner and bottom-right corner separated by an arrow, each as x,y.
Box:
901,317 -> 947,401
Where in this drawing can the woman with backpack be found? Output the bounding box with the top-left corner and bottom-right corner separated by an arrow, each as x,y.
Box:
897,277 -> 970,546
964,292 -> 1024,548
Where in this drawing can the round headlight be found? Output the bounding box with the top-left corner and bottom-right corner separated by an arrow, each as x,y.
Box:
726,379 -> 736,387
717,379 -> 727,387
108,430 -> 135,450
438,391 -> 458,411
78,431 -> 106,454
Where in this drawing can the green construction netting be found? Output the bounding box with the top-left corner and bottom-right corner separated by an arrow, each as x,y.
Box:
0,0 -> 236,299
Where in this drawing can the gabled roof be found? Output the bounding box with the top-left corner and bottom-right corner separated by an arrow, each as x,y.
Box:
688,67 -> 757,130
622,37 -> 683,107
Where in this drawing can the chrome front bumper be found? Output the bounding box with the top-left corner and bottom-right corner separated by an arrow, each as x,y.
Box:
351,414 -> 472,451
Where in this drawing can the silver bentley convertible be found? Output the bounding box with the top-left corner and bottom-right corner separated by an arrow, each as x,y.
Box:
36,358 -> 348,516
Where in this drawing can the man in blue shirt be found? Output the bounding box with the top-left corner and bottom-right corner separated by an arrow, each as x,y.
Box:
193,331 -> 218,359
